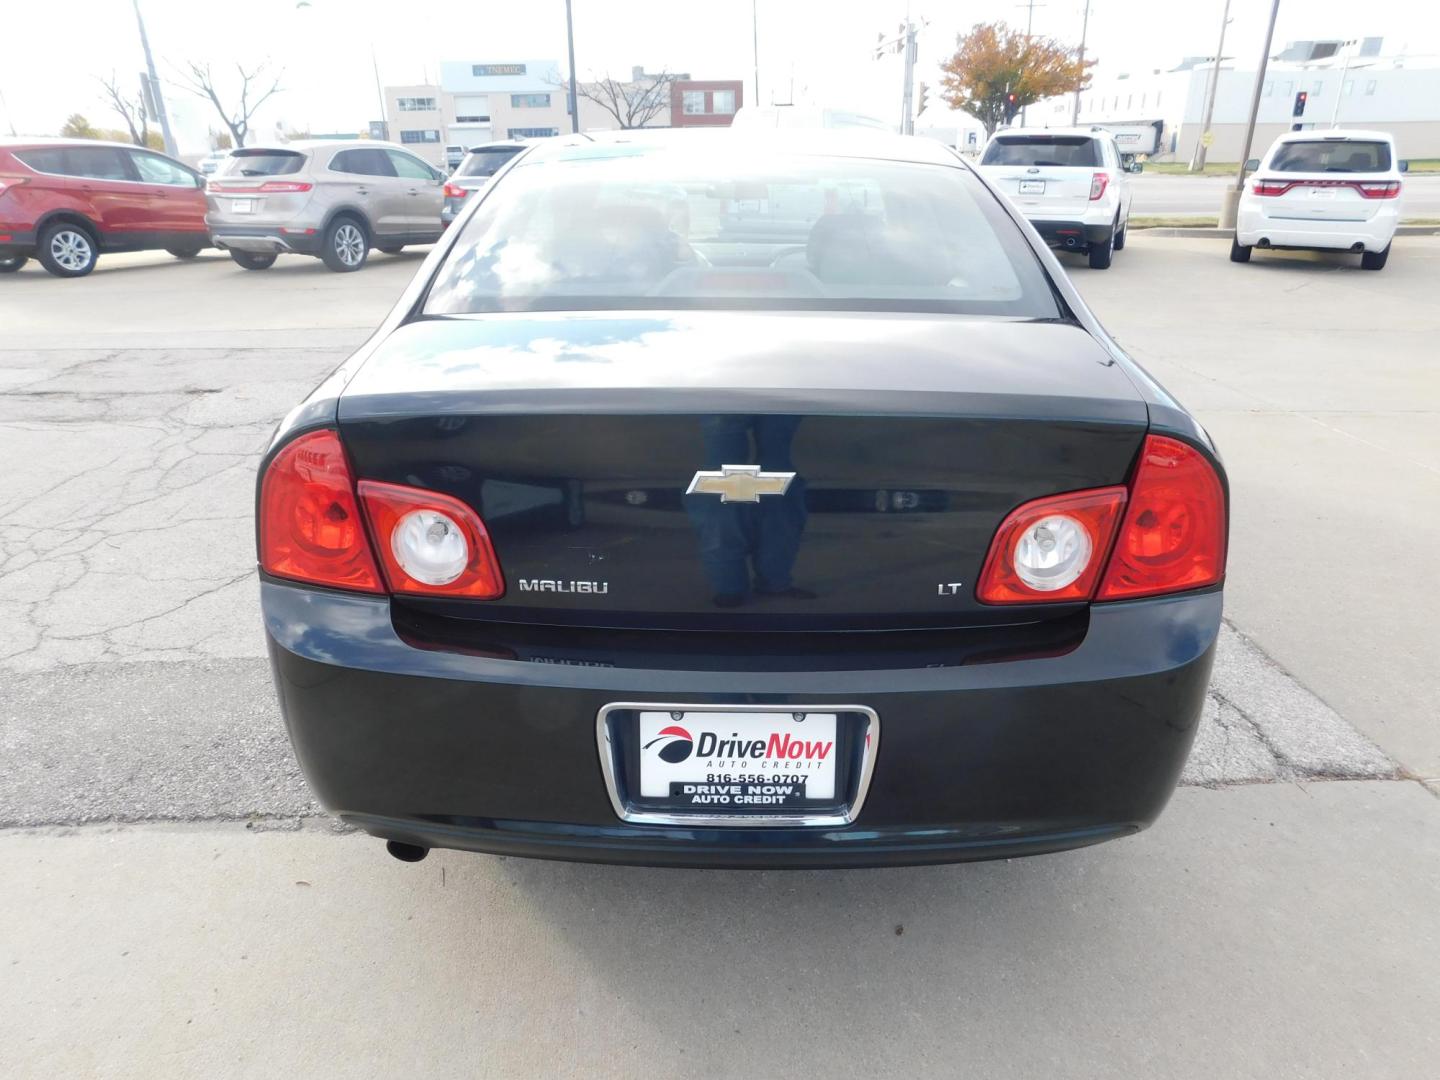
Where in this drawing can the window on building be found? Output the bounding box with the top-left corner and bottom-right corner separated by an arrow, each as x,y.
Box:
507,127 -> 559,139
1278,81 -> 1293,96
455,114 -> 490,123
683,90 -> 706,115
397,97 -> 437,112
1365,80 -> 1377,95
1126,94 -> 1132,109
400,129 -> 441,144
1263,80 -> 1273,97
711,89 -> 736,115
510,93 -> 551,108
1309,80 -> 1323,96
1343,79 -> 1354,96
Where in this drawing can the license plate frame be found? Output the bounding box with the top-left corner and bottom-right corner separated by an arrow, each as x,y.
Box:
597,702 -> 880,828
231,198 -> 255,214
1019,179 -> 1046,195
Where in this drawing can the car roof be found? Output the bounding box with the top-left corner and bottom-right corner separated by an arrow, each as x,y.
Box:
524,127 -> 961,167
234,140 -> 418,154
987,127 -> 1111,141
1271,128 -> 1395,144
0,135 -> 154,152
465,141 -> 527,152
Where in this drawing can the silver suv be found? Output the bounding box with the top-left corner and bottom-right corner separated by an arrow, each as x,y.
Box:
206,140 -> 446,272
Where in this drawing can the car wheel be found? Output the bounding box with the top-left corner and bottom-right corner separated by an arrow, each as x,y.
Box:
378,246 -> 405,255
1087,227 -> 1114,270
322,217 -> 369,272
1360,244 -> 1390,271
37,222 -> 99,278
1229,238 -> 1252,263
166,246 -> 203,259
0,253 -> 27,273
231,250 -> 278,271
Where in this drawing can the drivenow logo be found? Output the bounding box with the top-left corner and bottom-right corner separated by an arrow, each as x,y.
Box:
643,725 -> 694,763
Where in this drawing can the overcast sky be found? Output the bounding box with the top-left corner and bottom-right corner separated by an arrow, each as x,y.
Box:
3,0 -> 1437,151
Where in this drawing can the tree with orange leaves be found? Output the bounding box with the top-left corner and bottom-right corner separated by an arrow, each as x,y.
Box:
940,22 -> 1092,138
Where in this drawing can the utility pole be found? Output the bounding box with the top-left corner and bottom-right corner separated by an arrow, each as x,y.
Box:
565,0 -> 580,133
131,0 -> 177,157
752,0 -> 760,108
1190,0 -> 1232,171
900,22 -> 917,135
1017,0 -> 1045,127
1221,0 -> 1281,229
370,46 -> 387,140
1329,40 -> 1357,127
1071,0 -> 1091,126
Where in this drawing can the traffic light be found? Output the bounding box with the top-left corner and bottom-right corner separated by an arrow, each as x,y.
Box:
917,82 -> 930,117
1293,91 -> 1308,117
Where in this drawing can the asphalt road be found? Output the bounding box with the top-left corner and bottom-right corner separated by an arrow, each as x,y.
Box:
2,242 -> 1437,1076
1128,171 -> 1440,217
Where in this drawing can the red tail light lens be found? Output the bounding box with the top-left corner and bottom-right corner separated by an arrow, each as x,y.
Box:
259,430 -> 383,593
977,488 -> 1127,604
358,481 -> 504,599
1089,172 -> 1109,201
1097,436 -> 1226,600
443,182 -> 469,200
1253,179 -> 1290,196
256,181 -> 313,193
1356,180 -> 1400,199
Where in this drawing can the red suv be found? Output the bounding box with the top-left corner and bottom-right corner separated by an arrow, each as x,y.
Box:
0,139 -> 209,277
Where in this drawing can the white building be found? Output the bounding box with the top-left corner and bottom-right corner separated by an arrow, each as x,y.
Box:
1030,39 -> 1440,161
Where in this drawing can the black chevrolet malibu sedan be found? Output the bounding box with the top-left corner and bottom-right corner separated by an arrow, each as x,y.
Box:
259,129 -> 1226,868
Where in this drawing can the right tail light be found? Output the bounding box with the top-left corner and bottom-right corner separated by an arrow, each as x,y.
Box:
443,182 -> 469,200
1096,435 -> 1226,600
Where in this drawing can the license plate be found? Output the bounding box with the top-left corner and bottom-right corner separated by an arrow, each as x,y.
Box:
231,199 -> 254,213
1019,180 -> 1046,194
639,710 -> 837,807
1307,188 -> 1335,200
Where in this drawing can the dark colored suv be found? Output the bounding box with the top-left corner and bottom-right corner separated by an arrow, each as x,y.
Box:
0,138 -> 209,277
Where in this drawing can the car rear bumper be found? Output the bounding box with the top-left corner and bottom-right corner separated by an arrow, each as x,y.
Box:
1024,218 -> 1115,251
209,226 -> 322,256
1235,202 -> 1399,251
0,229 -> 37,255
264,578 -> 1220,868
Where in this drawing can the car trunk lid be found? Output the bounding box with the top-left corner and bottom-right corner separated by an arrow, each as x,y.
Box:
336,311 -> 1148,629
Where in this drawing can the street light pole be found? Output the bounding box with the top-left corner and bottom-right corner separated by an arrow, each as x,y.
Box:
1190,0 -> 1231,171
752,0 -> 760,108
1220,0 -> 1281,229
1329,41 -> 1357,127
131,0 -> 177,157
565,0 -> 580,133
1071,0 -> 1091,126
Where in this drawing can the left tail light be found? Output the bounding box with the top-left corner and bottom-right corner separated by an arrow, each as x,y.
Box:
260,431 -> 505,599
358,481 -> 504,599
1089,172 -> 1109,200
259,430 -> 383,593
443,181 -> 469,200
977,435 -> 1226,605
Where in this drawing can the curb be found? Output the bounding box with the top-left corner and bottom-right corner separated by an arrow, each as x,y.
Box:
1135,225 -> 1440,239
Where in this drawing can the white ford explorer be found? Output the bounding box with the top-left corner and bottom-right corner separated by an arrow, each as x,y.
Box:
977,127 -> 1133,270
1232,130 -> 1406,270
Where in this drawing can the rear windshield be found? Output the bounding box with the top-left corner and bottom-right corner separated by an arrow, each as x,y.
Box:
456,148 -> 522,178
217,150 -> 306,177
1270,140 -> 1392,173
982,136 -> 1101,168
424,150 -> 1059,318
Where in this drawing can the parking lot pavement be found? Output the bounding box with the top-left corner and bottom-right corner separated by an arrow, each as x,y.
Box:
1,240 -> 1436,1075
1128,171 -> 1440,217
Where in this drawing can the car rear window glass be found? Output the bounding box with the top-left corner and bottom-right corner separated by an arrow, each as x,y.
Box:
456,148 -> 522,178
981,136 -> 1102,168
218,150 -> 306,177
17,147 -> 132,180
1270,140 -> 1392,173
424,149 -> 1060,318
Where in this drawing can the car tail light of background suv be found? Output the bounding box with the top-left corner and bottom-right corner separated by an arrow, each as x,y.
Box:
1089,173 -> 1110,201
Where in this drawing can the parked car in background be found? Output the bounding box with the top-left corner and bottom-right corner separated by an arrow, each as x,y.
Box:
197,149 -> 232,175
444,144 -> 466,170
257,130 -> 1227,868
976,127 -> 1133,269
441,141 -> 526,225
1232,130 -> 1405,270
0,137 -> 208,277
205,139 -> 446,272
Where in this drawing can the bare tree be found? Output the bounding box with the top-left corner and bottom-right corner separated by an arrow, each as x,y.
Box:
552,70 -> 676,130
172,61 -> 283,147
97,71 -> 151,147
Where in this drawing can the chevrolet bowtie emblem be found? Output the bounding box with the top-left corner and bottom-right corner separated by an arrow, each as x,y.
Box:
686,464 -> 796,503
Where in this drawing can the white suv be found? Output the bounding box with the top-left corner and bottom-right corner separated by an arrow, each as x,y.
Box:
1233,130 -> 1405,270
976,127 -> 1133,269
